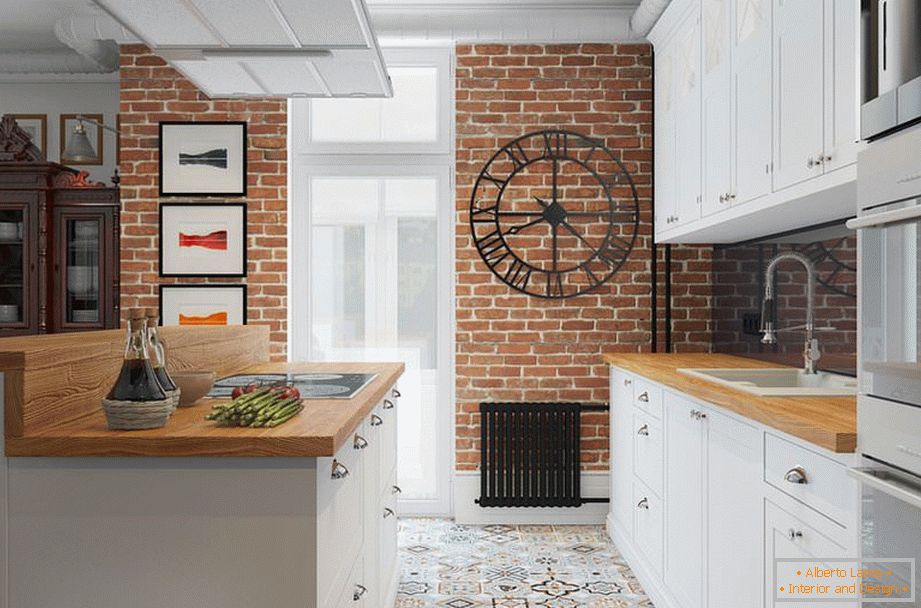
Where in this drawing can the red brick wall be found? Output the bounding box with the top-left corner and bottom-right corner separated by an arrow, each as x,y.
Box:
455,43 -> 712,472
117,45 -> 287,360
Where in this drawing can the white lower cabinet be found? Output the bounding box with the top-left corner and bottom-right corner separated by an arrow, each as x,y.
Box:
607,367 -> 857,608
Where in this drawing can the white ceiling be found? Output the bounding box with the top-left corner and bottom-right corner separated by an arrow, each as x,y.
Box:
0,0 -> 103,51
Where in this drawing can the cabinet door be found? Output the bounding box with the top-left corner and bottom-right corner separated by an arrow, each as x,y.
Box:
610,369 -> 635,530
733,0 -> 773,204
773,0 -> 824,190
674,7 -> 703,227
701,0 -> 732,216
764,501 -> 855,608
52,207 -> 115,332
708,410 -> 762,608
822,0 -> 858,172
664,393 -> 705,608
0,194 -> 38,336
655,113 -> 678,234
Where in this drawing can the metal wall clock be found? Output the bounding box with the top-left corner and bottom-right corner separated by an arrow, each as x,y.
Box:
469,129 -> 640,299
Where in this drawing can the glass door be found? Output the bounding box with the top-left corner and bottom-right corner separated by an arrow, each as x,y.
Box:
293,168 -> 453,515
0,201 -> 34,334
54,208 -> 110,330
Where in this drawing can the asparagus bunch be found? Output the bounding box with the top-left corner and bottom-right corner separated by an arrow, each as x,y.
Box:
205,386 -> 304,428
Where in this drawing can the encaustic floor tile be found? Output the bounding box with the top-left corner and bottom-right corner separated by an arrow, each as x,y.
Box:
396,519 -> 653,608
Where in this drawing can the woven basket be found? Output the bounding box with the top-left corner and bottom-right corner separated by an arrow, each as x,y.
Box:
165,388 -> 181,414
102,397 -> 174,430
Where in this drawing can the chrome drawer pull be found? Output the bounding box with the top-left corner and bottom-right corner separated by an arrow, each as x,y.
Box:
370,414 -> 383,427
383,399 -> 395,410
383,507 -> 395,519
637,424 -> 649,436
353,584 -> 367,601
392,485 -> 402,495
353,434 -> 368,450
637,392 -> 649,403
788,529 -> 803,541
391,388 -> 401,398
331,461 -> 350,480
637,497 -> 649,510
784,466 -> 808,485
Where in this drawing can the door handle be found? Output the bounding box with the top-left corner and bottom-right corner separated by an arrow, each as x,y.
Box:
784,466 -> 808,485
788,529 -> 803,542
637,424 -> 649,436
637,392 -> 649,403
391,388 -> 401,398
353,584 -> 367,601
383,399 -> 394,410
331,460 -> 350,480
370,414 -> 383,427
637,497 -> 649,510
383,507 -> 395,519
353,434 -> 368,450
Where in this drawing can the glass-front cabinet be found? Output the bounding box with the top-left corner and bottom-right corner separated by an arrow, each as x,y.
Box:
0,161 -> 119,337
0,195 -> 36,335
53,205 -> 116,331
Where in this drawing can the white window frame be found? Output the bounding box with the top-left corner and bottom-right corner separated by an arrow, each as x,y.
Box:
292,46 -> 454,156
288,44 -> 455,516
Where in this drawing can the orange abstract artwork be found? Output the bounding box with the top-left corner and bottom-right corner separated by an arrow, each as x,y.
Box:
178,311 -> 228,326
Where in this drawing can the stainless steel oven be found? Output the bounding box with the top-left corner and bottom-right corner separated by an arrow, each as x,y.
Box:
848,120 -> 921,606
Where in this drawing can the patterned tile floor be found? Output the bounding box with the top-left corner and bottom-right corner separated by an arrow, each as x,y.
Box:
395,518 -> 654,608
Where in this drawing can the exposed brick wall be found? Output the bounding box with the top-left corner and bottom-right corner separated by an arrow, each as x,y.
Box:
455,43 -> 712,472
117,45 -> 287,360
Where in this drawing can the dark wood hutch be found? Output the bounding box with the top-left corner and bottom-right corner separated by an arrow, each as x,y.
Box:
0,115 -> 120,336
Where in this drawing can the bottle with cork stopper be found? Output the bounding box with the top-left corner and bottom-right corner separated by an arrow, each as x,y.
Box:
106,308 -> 168,402
145,307 -> 178,399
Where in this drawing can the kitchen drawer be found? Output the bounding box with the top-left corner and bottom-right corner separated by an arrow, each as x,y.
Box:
633,409 -> 664,496
317,432 -> 364,608
764,432 -> 855,526
634,377 -> 663,419
633,480 -> 664,577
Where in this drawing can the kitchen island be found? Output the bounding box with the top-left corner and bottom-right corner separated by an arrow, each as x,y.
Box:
0,326 -> 403,608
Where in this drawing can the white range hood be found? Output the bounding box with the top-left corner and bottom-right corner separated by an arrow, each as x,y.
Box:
93,0 -> 392,98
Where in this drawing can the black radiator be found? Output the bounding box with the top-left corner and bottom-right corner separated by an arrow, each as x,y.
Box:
476,402 -> 610,508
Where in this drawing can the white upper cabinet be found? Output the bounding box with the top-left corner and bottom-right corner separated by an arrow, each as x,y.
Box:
701,0 -> 732,217
733,0 -> 772,204
773,0 -> 825,190
823,0 -> 859,172
650,0 -> 860,243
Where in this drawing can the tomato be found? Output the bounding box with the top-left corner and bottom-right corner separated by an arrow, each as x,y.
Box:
231,386 -> 244,399
244,383 -> 258,394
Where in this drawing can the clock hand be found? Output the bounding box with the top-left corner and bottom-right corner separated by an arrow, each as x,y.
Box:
552,223 -> 558,273
533,196 -> 550,209
560,221 -> 596,251
505,217 -> 545,235
552,158 -> 558,205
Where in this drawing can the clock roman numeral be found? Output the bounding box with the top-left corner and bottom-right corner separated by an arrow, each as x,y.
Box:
546,272 -> 565,298
478,229 -> 510,266
542,131 -> 568,159
504,142 -> 530,170
597,238 -> 631,270
471,205 -> 499,223
480,171 -> 507,189
503,259 -> 531,291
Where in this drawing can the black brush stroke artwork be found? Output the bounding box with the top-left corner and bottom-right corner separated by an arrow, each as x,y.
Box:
178,148 -> 228,169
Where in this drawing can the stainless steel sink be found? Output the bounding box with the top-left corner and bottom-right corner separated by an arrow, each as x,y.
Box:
677,368 -> 857,396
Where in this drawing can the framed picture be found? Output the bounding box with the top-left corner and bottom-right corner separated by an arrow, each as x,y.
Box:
159,121 -> 247,197
159,202 -> 247,277
159,284 -> 247,327
60,114 -> 103,165
11,114 -> 47,158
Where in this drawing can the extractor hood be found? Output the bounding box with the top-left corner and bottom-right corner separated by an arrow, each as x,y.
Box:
92,0 -> 392,98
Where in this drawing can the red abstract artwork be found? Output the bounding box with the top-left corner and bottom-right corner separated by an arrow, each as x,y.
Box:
178,229 -> 228,250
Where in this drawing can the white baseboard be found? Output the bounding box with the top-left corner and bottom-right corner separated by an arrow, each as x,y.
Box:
453,471 -> 609,525
606,513 -> 679,608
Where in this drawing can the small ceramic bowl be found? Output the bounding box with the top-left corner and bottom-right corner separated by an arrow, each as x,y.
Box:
171,371 -> 216,407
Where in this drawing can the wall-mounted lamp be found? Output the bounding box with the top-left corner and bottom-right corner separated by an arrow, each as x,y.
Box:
63,114 -> 120,164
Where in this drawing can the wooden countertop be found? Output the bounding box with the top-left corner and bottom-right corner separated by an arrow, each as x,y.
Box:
6,362 -> 404,457
603,353 -> 856,453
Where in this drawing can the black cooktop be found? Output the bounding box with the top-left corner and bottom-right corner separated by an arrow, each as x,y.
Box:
207,373 -> 378,399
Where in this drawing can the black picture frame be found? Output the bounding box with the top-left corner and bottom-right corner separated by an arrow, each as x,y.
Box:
158,202 -> 248,278
158,284 -> 248,326
158,121 -> 247,197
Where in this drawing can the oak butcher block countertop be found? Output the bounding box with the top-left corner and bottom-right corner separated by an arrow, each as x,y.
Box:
603,353 -> 856,453
0,326 -> 403,457
6,362 -> 404,457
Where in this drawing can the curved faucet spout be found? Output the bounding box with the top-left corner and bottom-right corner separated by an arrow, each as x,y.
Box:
760,251 -> 820,374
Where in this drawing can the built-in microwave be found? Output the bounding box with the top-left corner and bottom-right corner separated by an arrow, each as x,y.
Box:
861,0 -> 921,139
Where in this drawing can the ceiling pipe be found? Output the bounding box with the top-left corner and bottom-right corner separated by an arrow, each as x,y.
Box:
0,14 -> 138,74
629,0 -> 672,38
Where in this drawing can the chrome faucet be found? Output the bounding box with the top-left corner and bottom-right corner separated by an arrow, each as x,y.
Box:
759,251 -> 821,375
